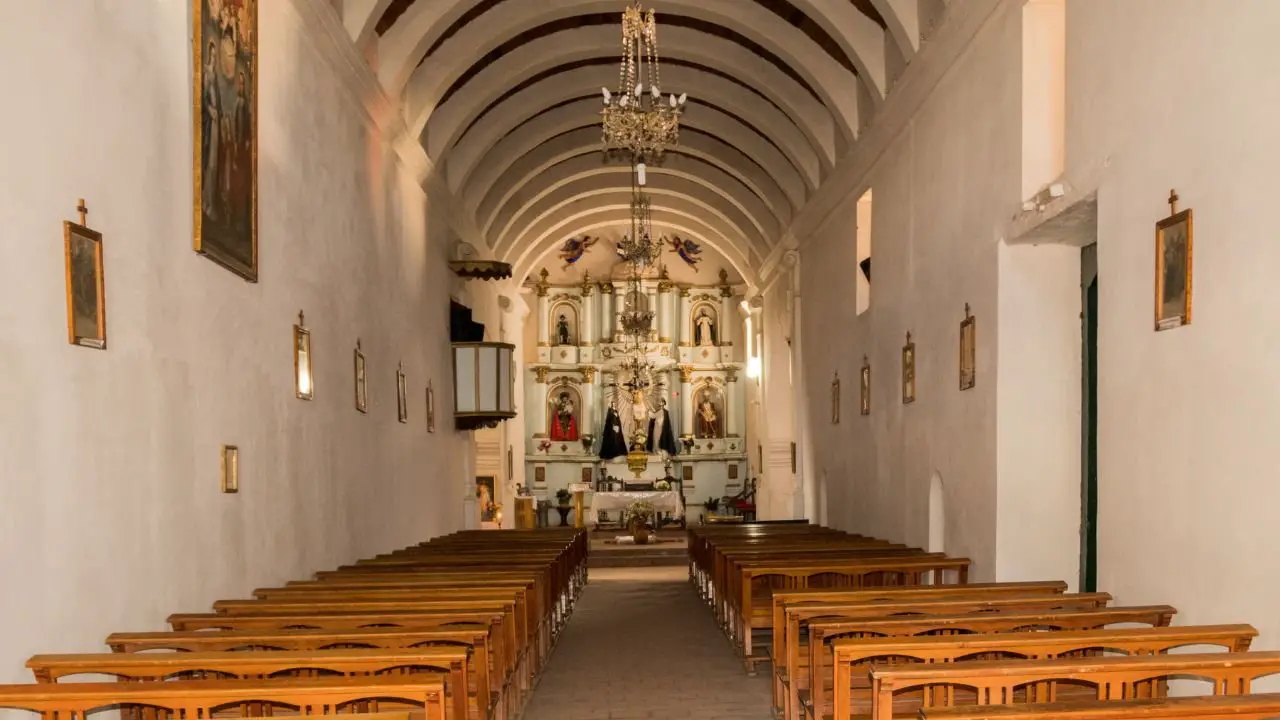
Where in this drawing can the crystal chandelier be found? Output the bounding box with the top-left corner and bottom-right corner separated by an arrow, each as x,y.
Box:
601,2 -> 687,172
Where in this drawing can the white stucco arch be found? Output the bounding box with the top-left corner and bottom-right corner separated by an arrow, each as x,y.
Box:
491,160 -> 780,255
498,181 -> 771,262
483,140 -> 794,241
466,102 -> 807,225
451,84 -> 819,212
426,26 -> 841,164
391,0 -> 860,147
870,0 -> 921,60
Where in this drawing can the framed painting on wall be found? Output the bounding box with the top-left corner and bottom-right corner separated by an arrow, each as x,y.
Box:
859,357 -> 871,415
426,380 -> 436,433
63,201 -> 107,349
1155,190 -> 1193,331
293,311 -> 313,400
830,373 -> 840,424
396,363 -> 408,423
220,444 -> 239,493
354,340 -> 367,413
193,0 -> 259,281
902,332 -> 916,404
959,304 -> 976,390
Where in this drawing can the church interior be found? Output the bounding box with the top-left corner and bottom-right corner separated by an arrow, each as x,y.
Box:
4,0 -> 1280,719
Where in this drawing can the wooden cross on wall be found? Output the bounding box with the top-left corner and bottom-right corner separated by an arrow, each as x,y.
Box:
1168,189 -> 1179,215
76,198 -> 88,226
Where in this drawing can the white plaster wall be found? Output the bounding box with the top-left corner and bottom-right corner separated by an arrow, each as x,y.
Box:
1065,0 -> 1280,644
800,2 -> 1023,578
0,0 -> 468,681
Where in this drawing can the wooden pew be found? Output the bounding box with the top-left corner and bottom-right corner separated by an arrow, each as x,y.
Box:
853,649 -> 1280,720
27,648 -> 469,720
0,675 -> 447,720
105,625 -> 494,720
801,605 -> 1178,720
920,692 -> 1280,720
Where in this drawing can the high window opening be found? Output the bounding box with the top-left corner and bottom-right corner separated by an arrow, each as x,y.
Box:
1021,0 -> 1066,198
855,189 -> 873,315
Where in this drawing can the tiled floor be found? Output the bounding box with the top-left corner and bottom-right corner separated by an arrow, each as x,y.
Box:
523,566 -> 774,720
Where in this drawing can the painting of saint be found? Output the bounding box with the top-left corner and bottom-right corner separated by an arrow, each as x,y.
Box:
63,223 -> 106,349
902,333 -> 916,404
1155,208 -> 1193,330
194,0 -> 258,281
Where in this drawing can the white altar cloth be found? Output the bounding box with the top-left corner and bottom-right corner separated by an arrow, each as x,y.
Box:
589,490 -> 684,514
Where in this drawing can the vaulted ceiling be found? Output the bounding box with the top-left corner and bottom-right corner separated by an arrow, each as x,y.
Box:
338,0 -> 925,286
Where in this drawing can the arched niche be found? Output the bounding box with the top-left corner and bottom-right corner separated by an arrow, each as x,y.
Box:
690,300 -> 720,347
693,380 -> 726,439
546,384 -> 581,442
548,297 -> 580,347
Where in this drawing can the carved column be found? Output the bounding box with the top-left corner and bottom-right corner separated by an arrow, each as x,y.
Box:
725,367 -> 740,437
531,365 -> 550,436
580,366 -> 597,443
646,285 -> 659,340
599,282 -> 615,343
679,365 -> 695,437
718,269 -> 734,348
657,272 -> 673,342
580,275 -> 595,347
535,269 -> 550,347
678,286 -> 692,346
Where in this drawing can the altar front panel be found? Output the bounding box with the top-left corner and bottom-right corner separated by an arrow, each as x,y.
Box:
590,490 -> 684,514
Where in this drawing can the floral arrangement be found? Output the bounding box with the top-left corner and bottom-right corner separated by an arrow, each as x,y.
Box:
653,479 -> 671,491
626,499 -> 656,523
537,440 -> 552,452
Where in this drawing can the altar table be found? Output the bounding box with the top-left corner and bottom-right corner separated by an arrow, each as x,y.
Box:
589,490 -> 685,515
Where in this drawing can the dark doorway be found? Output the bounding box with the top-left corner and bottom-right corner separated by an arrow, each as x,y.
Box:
1080,244 -> 1098,592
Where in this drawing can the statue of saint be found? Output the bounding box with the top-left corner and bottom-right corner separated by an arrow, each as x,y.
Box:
695,309 -> 716,346
549,392 -> 578,441
555,314 -> 572,346
696,391 -> 721,438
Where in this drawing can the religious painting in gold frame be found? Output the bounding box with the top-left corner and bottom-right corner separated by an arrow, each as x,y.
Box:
353,339 -> 367,413
959,304 -> 976,390
1155,189 -> 1193,331
193,0 -> 259,281
902,332 -> 916,404
426,380 -> 436,433
830,373 -> 840,425
396,363 -> 408,423
63,200 -> 106,349
859,357 -> 871,415
293,311 -> 313,400
220,444 -> 239,493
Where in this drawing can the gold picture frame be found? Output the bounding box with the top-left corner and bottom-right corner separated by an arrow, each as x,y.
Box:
1155,189 -> 1193,331
831,373 -> 841,424
426,380 -> 436,433
396,362 -> 408,423
193,0 -> 259,281
902,331 -> 916,404
220,445 -> 239,493
354,339 -> 367,413
293,311 -> 313,400
959,304 -> 976,390
63,199 -> 107,349
860,356 -> 871,415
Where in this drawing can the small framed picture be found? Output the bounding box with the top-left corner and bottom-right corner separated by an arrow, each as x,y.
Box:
220,445 -> 239,494
959,304 -> 976,390
860,357 -> 871,415
294,311 -> 313,400
830,373 -> 841,425
902,332 -> 916,404
1155,192 -> 1193,331
63,205 -> 107,349
426,380 -> 436,432
354,340 -> 368,413
396,362 -> 408,423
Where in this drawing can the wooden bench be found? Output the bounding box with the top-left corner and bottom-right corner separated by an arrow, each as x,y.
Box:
854,649 -> 1280,720
105,626 -> 494,720
800,605 -> 1178,720
0,675 -> 447,720
27,648 -> 469,720
919,692 -> 1280,720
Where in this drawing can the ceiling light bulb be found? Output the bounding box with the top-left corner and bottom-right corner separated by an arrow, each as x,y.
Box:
651,85 -> 660,99
634,83 -> 642,97
637,163 -> 647,186
678,93 -> 687,106
668,94 -> 677,108
602,87 -> 612,103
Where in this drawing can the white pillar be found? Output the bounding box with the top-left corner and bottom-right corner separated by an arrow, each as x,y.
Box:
531,367 -> 549,436
720,293 -> 735,347
679,365 -> 694,437
726,369 -> 741,437
536,297 -> 550,347
580,282 -> 595,346
581,366 -> 597,442
600,283 -> 615,343
657,278 -> 672,342
678,287 -> 692,346
647,287 -> 658,339
791,253 -> 815,523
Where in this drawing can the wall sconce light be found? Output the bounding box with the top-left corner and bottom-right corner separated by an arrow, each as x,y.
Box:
294,310 -> 313,400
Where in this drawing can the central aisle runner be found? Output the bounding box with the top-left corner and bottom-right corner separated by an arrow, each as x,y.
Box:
523,565 -> 773,720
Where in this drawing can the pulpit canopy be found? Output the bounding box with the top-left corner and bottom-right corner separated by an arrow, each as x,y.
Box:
453,342 -> 517,430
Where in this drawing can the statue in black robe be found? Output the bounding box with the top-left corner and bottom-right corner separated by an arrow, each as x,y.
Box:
646,402 -> 679,456
598,406 -> 628,460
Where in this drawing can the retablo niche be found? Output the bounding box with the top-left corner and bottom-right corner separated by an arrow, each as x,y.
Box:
453,342 -> 516,431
